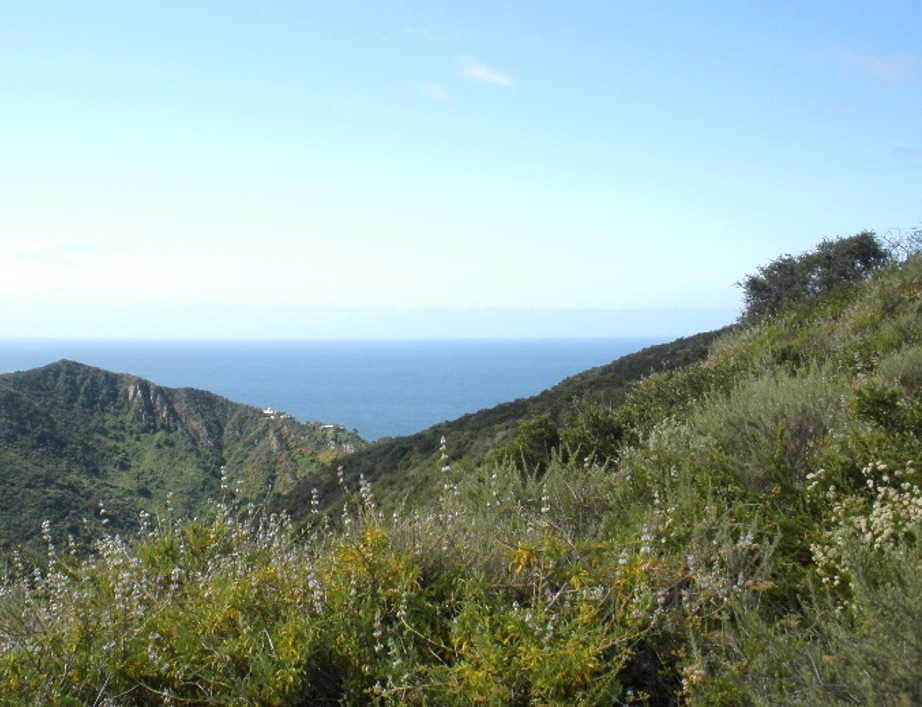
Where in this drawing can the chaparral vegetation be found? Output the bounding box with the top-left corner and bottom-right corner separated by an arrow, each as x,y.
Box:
1,228 -> 921,705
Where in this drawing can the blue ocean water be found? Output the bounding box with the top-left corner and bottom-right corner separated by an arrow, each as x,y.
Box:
0,338 -> 660,440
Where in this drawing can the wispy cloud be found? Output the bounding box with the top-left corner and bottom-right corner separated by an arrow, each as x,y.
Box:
405,27 -> 453,43
892,147 -> 922,167
460,57 -> 514,87
832,48 -> 922,84
331,101 -> 358,118
418,83 -> 448,101
816,100 -> 862,122
1,242 -> 121,265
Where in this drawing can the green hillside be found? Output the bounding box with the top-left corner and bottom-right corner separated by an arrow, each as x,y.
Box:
2,231 -> 921,704
0,360 -> 364,555
277,327 -> 730,521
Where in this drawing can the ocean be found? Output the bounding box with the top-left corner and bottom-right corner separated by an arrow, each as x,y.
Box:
0,338 -> 661,440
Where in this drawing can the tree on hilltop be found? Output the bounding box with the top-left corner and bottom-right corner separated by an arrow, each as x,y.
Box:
739,230 -> 888,321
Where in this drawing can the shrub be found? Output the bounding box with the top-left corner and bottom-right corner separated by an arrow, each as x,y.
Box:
686,366 -> 851,490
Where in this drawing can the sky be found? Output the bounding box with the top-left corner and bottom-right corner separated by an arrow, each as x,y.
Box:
1,1 -> 920,339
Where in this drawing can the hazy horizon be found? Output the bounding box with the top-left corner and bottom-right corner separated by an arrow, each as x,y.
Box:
1,304 -> 737,340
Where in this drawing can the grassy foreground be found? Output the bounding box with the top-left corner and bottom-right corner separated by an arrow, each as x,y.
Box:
2,249 -> 922,704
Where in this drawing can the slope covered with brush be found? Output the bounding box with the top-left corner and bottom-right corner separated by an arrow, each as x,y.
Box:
0,360 -> 363,554
2,231 -> 921,704
278,327 -> 729,520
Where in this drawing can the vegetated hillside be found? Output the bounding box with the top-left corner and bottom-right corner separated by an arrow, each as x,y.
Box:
0,360 -> 364,554
3,232 -> 922,704
278,327 -> 731,520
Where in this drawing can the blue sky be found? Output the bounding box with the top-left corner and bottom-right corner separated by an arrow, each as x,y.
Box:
1,1 -> 919,339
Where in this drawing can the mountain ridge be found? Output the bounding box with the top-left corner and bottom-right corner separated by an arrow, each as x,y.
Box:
0,359 -> 363,554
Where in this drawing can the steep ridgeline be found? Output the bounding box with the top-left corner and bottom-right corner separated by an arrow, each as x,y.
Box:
277,327 -> 730,519
0,360 -> 364,554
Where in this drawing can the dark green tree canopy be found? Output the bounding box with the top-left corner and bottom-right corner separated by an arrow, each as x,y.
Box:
739,231 -> 888,321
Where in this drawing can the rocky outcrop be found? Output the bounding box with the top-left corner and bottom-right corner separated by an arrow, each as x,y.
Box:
126,380 -> 179,430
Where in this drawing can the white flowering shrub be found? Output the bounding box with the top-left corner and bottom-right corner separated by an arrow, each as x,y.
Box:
810,459 -> 921,597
